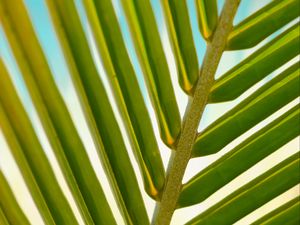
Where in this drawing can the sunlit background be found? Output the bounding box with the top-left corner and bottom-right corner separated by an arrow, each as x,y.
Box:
0,0 -> 299,224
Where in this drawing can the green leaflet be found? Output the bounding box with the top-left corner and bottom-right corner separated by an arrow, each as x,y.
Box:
0,171 -> 30,225
162,0 -> 199,94
1,3 -> 93,225
210,23 -> 299,103
152,1 -> 241,224
193,62 -> 299,156
186,152 -> 300,225
46,1 -> 125,224
253,196 -> 300,225
0,99 -> 55,225
0,61 -> 77,225
0,1 -> 114,224
0,207 -> 9,225
179,105 -> 300,207
46,0 -> 149,224
195,0 -> 218,40
120,0 -> 181,148
227,0 -> 299,50
0,209 -> 8,225
1,0 -> 298,224
82,0 -> 165,200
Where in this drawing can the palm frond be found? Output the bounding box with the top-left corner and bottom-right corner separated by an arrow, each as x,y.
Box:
0,59 -> 78,224
162,0 -> 199,94
186,151 -> 300,224
193,62 -> 299,156
120,0 -> 181,147
180,104 -> 300,207
0,0 -> 299,224
252,196 -> 300,225
227,0 -> 299,50
195,0 -> 218,40
0,101 -> 55,225
81,0 -> 165,200
0,1 -> 119,224
0,171 -> 30,225
210,23 -> 299,103
0,206 -> 9,225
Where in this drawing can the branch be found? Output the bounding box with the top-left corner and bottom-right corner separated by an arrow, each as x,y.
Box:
152,0 -> 241,224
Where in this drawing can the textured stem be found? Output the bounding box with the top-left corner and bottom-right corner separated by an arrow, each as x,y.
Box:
152,1 -> 240,224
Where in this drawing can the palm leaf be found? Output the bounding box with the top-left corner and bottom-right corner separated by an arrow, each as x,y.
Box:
210,23 -> 299,103
81,0 -> 165,199
162,0 -> 199,94
45,0 -> 150,223
0,0 -> 299,224
186,152 -> 300,224
193,62 -> 299,156
252,196 -> 300,225
196,0 -> 218,40
0,170 -> 30,225
227,0 -> 299,50
0,59 -> 78,225
0,1 -> 116,224
120,0 -> 181,147
180,104 -> 300,207
0,206 -> 9,225
0,100 -> 55,225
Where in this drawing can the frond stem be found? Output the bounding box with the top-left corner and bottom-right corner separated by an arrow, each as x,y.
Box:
152,1 -> 240,224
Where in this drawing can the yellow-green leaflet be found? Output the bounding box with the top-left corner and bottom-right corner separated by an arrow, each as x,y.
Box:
252,196 -> 300,225
120,0 -> 181,148
162,0 -> 199,94
210,23 -> 299,102
0,59 -> 78,225
82,0 -> 165,199
194,63 -> 300,156
0,171 -> 31,225
227,0 -> 299,50
181,105 -> 300,207
0,1 -> 115,224
186,151 -> 300,225
195,0 -> 218,40
47,0 -> 150,223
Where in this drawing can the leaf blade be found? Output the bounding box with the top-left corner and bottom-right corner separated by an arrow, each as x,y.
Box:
195,0 -> 218,40
0,60 -> 78,225
252,196 -> 300,225
82,0 -> 165,199
180,105 -> 300,207
210,23 -> 299,103
46,0 -> 150,223
0,207 -> 9,225
0,5 -> 95,225
0,103 -> 55,225
0,1 -> 115,224
186,152 -> 300,225
0,171 -> 30,225
162,0 -> 199,94
120,0 -> 181,147
227,0 -> 299,50
193,62 -> 300,156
